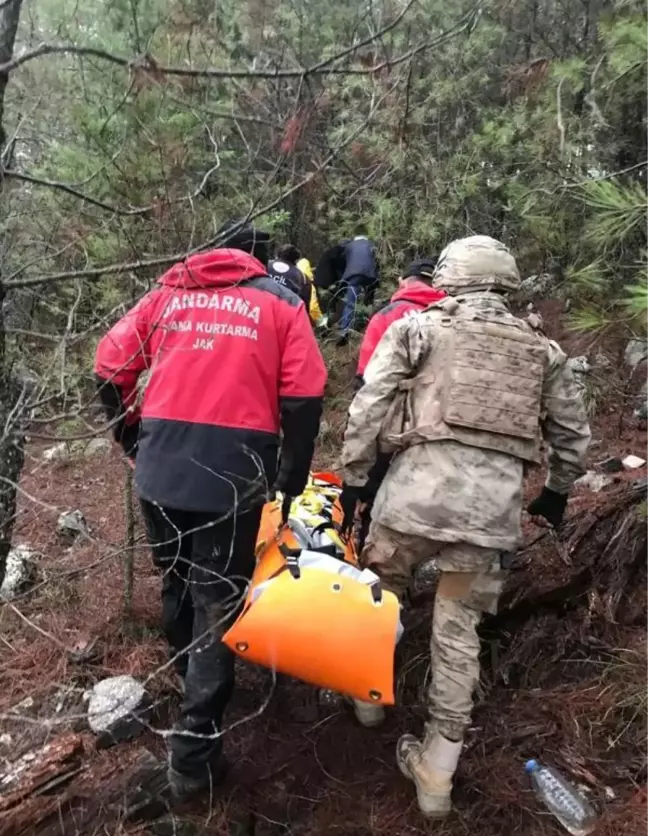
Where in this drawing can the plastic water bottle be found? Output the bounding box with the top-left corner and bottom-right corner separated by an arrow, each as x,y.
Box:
525,760 -> 598,836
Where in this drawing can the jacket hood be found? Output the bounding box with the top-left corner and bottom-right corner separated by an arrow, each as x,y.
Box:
391,279 -> 446,307
157,249 -> 268,289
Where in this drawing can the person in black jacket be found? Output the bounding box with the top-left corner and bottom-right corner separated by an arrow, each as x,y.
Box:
314,232 -> 379,344
267,244 -> 312,310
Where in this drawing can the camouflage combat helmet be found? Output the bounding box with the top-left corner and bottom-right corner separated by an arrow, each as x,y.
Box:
432,235 -> 520,294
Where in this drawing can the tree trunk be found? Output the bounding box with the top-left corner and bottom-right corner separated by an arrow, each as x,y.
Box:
0,0 -> 22,152
0,0 -> 26,587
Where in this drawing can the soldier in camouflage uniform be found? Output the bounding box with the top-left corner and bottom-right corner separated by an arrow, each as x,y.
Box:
340,235 -> 591,818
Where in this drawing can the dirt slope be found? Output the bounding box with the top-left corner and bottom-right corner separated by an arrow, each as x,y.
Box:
0,303 -> 645,836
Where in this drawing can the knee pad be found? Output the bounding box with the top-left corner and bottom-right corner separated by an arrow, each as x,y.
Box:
437,562 -> 505,615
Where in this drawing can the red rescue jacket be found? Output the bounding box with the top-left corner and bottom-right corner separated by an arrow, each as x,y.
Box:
94,249 -> 327,513
356,280 -> 446,379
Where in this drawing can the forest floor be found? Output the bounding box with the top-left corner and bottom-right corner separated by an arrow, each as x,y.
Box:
0,300 -> 646,836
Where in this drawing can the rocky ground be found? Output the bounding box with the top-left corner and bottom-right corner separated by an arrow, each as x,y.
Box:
0,299 -> 646,836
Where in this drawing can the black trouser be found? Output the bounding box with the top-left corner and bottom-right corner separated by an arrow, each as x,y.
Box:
140,500 -> 262,777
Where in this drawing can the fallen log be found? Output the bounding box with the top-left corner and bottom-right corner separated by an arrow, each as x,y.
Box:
0,740 -> 168,836
0,734 -> 84,836
482,478 -> 647,687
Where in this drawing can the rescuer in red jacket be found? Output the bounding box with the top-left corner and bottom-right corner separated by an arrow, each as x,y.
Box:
343,259 -> 445,553
94,220 -> 327,801
355,258 -> 444,384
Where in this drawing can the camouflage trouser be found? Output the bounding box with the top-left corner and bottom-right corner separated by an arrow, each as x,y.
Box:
361,522 -> 507,742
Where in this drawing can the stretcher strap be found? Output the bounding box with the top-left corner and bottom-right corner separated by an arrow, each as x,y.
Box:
277,542 -> 384,603
279,542 -> 302,579
310,519 -> 338,537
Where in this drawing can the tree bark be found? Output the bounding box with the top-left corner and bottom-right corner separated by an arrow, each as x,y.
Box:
0,0 -> 26,587
0,0 -> 22,153
0,740 -> 167,836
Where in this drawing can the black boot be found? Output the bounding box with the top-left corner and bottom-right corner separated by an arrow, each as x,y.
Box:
167,755 -> 229,804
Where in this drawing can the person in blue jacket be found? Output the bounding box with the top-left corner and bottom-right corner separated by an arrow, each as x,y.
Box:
315,230 -> 379,344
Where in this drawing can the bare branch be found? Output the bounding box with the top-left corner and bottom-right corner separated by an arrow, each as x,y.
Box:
2,166 -> 153,215
2,156 -> 222,216
0,2 -> 478,80
5,83 -> 398,288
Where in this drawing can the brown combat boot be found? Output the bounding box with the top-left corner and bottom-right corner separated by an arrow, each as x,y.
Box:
396,731 -> 462,818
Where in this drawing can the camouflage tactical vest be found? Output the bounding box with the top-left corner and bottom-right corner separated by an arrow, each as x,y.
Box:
379,298 -> 546,462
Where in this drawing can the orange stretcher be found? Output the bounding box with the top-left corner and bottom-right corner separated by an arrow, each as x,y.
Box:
223,472 -> 401,704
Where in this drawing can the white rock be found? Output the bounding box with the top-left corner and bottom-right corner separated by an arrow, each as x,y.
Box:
83,438 -> 111,457
622,455 -> 646,470
87,675 -> 152,743
575,471 -> 613,492
43,438 -> 111,462
624,339 -> 648,370
57,510 -> 90,538
42,442 -> 69,461
1,546 -> 39,599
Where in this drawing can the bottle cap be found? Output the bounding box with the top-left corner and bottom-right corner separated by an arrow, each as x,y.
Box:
525,759 -> 539,773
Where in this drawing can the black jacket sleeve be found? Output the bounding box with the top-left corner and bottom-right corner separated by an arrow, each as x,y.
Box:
275,395 -> 323,496
95,374 -> 140,459
314,244 -> 346,290
298,274 -> 312,311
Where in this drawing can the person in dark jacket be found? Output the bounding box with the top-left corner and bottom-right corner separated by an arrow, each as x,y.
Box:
342,258 -> 444,550
94,220 -> 327,801
315,232 -> 379,343
267,244 -> 312,310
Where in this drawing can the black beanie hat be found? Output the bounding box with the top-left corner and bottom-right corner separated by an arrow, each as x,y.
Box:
403,257 -> 438,281
217,219 -> 271,267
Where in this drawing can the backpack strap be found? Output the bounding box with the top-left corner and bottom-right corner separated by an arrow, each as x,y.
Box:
421,296 -> 460,315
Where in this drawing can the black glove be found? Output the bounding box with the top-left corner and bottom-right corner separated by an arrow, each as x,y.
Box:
362,452 -> 392,507
526,487 -> 567,528
275,470 -> 308,500
339,483 -> 364,535
118,421 -> 141,459
281,495 -> 293,525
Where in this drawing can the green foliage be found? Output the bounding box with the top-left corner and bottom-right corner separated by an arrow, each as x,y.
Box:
621,264 -> 648,320
581,180 -> 647,243
0,0 -> 645,393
